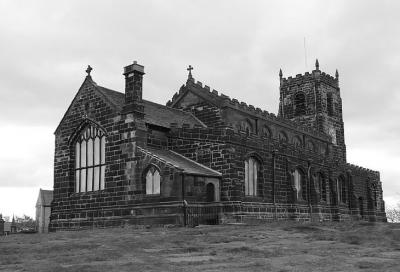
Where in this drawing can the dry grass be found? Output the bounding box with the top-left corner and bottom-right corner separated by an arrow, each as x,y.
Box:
0,221 -> 399,272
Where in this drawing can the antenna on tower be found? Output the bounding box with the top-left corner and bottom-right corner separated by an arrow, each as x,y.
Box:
303,37 -> 308,70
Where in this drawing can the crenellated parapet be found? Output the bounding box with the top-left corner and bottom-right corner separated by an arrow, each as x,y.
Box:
281,70 -> 339,89
167,77 -> 331,142
346,163 -> 380,179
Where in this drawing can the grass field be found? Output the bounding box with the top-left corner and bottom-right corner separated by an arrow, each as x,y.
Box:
1,221 -> 399,272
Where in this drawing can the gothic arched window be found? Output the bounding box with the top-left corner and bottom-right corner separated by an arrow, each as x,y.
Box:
262,126 -> 271,138
292,136 -> 302,148
241,120 -> 253,135
294,92 -> 306,116
307,141 -> 315,151
74,125 -> 106,193
278,131 -> 288,143
145,166 -> 160,195
293,169 -> 304,201
327,93 -> 334,116
245,157 -> 259,196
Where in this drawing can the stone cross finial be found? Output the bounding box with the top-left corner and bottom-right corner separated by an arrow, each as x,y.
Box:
335,69 -> 339,79
86,65 -> 93,76
187,65 -> 193,79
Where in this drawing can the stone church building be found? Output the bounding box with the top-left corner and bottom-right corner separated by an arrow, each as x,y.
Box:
50,60 -> 386,230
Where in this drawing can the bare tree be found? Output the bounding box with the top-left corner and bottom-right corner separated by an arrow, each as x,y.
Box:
386,203 -> 400,223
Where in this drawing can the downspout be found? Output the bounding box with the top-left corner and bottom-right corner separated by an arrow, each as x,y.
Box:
307,160 -> 312,221
272,150 -> 277,219
181,172 -> 186,227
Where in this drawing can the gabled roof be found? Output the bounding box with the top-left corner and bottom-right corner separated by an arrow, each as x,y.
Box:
91,83 -> 206,129
138,146 -> 221,177
55,76 -> 206,133
36,189 -> 53,207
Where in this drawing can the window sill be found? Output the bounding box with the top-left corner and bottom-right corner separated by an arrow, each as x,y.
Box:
70,190 -> 106,196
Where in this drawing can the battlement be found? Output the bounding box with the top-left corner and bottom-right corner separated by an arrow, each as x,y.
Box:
346,163 -> 380,179
281,69 -> 339,89
167,77 -> 331,142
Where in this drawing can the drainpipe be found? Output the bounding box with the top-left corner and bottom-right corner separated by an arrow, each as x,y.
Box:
181,172 -> 186,226
307,160 -> 312,221
272,150 -> 277,219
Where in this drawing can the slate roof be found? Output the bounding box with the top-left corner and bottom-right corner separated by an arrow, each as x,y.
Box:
96,85 -> 205,129
37,189 -> 53,207
138,146 -> 222,177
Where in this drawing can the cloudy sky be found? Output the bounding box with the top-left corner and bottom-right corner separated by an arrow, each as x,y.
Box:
0,0 -> 399,218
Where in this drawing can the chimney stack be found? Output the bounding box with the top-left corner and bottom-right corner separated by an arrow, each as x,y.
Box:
122,61 -> 145,118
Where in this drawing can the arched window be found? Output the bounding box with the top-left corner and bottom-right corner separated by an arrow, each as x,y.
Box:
74,125 -> 106,193
278,131 -> 288,143
294,92 -> 306,116
245,157 -> 259,196
262,126 -> 271,138
145,166 -> 160,195
241,120 -> 253,135
306,141 -> 315,151
327,93 -> 334,116
292,136 -> 302,148
293,169 -> 303,200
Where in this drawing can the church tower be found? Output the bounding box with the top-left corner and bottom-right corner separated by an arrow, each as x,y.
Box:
278,59 -> 346,162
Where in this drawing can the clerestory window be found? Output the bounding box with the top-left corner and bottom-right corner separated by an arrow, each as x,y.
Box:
75,125 -> 106,193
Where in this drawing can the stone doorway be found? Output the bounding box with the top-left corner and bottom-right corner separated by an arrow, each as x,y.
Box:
206,183 -> 215,202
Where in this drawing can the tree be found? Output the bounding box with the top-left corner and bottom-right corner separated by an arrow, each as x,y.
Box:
386,203 -> 400,223
15,215 -> 36,229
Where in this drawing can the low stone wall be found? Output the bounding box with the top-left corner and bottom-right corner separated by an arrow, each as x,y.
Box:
49,201 -> 386,231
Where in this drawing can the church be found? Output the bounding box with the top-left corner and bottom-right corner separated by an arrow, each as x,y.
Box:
50,59 -> 386,231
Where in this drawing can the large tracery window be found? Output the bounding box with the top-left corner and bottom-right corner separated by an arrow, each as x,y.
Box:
145,166 -> 160,194
245,157 -> 259,196
75,125 -> 106,193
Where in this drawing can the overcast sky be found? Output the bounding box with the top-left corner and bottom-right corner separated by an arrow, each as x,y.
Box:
0,0 -> 399,218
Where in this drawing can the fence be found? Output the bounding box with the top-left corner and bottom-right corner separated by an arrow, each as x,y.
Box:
185,203 -> 222,227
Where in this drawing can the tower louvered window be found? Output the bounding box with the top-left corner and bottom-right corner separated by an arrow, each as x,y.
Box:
74,125 -> 106,193
294,93 -> 306,116
327,93 -> 334,116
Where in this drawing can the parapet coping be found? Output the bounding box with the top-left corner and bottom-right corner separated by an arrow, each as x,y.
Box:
167,77 -> 331,141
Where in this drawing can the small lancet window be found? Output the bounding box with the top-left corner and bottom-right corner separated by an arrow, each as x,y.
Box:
245,157 -> 259,196
75,125 -> 106,193
145,166 -> 161,195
